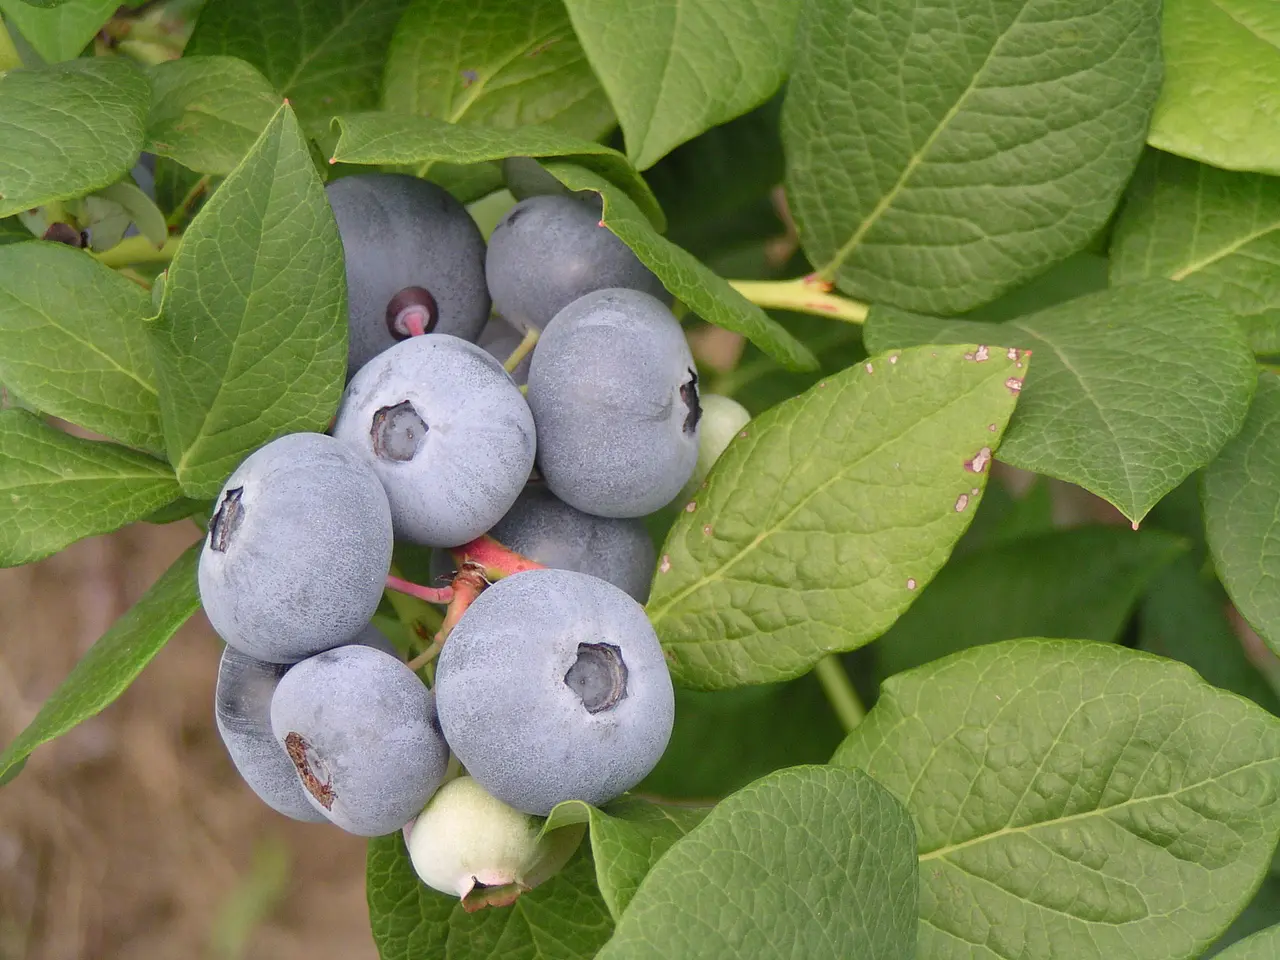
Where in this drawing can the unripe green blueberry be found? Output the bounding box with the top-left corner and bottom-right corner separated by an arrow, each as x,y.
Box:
678,393 -> 751,502
406,776 -> 584,905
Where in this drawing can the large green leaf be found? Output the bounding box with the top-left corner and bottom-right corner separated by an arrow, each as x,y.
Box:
150,103 -> 346,498
563,0 -> 797,170
866,282 -> 1257,523
1208,876 -> 1280,957
383,0 -> 612,141
646,342 -> 1024,690
1111,150 -> 1280,354
330,112 -> 663,230
782,0 -> 1161,315
146,56 -> 281,177
0,410 -> 179,567
0,241 -> 162,452
1216,925 -> 1280,960
0,0 -> 115,62
595,766 -> 917,960
0,58 -> 150,219
834,638 -> 1280,960
1149,0 -> 1280,176
0,542 -> 199,781
186,0 -> 410,133
874,526 -> 1186,680
366,836 -> 614,960
543,161 -> 816,373
639,675 -> 846,800
541,796 -> 707,920
1204,372 -> 1280,658
1141,556 -> 1280,715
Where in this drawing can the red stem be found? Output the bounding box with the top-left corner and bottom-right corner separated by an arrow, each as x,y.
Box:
386,574 -> 453,605
450,535 -> 546,580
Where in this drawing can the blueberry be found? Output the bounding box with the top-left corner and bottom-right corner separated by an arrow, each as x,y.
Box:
677,393 -> 752,502
214,623 -> 395,821
485,195 -> 670,332
331,334 -> 536,547
477,315 -> 533,386
326,173 -> 490,378
407,775 -> 584,902
434,569 -> 675,816
490,485 -> 656,602
198,433 -> 393,663
526,289 -> 700,517
271,645 -> 449,836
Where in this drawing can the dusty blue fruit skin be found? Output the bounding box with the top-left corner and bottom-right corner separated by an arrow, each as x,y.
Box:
270,645 -> 449,837
485,194 -> 670,332
214,624 -> 395,822
434,569 -> 674,816
198,433 -> 393,664
526,289 -> 700,518
326,173 -> 490,378
477,315 -> 532,386
332,334 -> 536,547
490,485 -> 656,602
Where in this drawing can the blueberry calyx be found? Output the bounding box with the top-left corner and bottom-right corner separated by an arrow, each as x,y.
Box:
386,286 -> 439,339
564,642 -> 628,713
371,401 -> 427,461
680,368 -> 701,435
208,487 -> 245,553
284,731 -> 335,809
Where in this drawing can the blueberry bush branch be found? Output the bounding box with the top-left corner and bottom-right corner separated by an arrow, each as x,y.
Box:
729,276 -> 869,324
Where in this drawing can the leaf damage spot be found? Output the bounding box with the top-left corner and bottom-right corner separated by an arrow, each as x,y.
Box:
702,524 -> 713,537
659,555 -> 671,574
965,447 -> 992,474
955,494 -> 969,512
988,423 -> 998,432
1005,378 -> 1023,394
974,345 -> 989,362
971,487 -> 980,496
684,501 -> 696,513
1007,347 -> 1019,361
906,578 -> 917,590
889,355 -> 899,364
865,362 -> 874,373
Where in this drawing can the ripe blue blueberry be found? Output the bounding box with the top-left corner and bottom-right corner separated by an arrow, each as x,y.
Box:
526,289 -> 700,517
198,433 -> 393,664
326,173 -> 490,378
214,624 -> 395,822
478,315 -> 532,386
434,569 -> 675,816
490,485 -> 656,602
331,334 -> 536,547
485,195 -> 670,332
271,644 -> 449,836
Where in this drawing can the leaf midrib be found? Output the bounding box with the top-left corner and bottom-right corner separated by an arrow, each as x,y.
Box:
648,361 -> 1008,627
817,3 -> 1031,281
1168,215 -> 1280,281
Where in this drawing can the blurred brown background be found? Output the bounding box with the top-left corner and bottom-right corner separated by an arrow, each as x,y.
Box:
0,520 -> 378,960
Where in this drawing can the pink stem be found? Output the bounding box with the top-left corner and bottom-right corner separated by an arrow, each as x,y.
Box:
404,310 -> 427,337
450,535 -> 546,580
386,574 -> 453,605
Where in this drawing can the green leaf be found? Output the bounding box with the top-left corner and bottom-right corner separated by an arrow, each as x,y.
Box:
1204,372 -> 1280,659
1148,0 -> 1280,176
1141,556 -> 1280,715
1210,879 -> 1280,957
595,766 -> 918,960
542,161 -> 816,373
0,410 -> 179,566
0,217 -> 30,245
874,526 -> 1186,680
0,241 -> 162,452
964,252 -> 1111,325
146,56 -> 281,177
1216,925 -> 1280,960
366,835 -> 614,960
383,0 -> 612,141
782,0 -> 1161,315
330,112 -> 664,230
0,58 -> 150,219
639,675 -> 846,799
647,342 -> 1024,689
541,796 -> 707,920
0,0 -> 115,62
866,282 -> 1258,523
1111,150 -> 1280,355
563,0 -> 798,170
833,638 -> 1280,960
185,0 -> 411,133
150,103 -> 346,498
0,541 -> 199,781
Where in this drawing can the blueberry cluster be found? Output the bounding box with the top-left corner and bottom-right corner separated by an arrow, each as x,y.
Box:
197,171 -> 751,900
